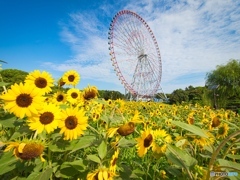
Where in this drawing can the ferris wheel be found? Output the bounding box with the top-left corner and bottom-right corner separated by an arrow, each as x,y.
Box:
108,10 -> 165,101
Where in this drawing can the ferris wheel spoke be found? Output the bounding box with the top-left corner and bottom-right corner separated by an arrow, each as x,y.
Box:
121,15 -> 144,52
124,16 -> 143,50
114,19 -> 140,52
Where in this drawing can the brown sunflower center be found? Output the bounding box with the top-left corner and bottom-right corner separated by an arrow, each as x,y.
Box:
35,77 -> 47,88
93,113 -> 100,119
17,143 -> 44,160
16,93 -> 33,107
144,134 -> 153,148
71,92 -> 78,99
57,94 -> 64,102
68,75 -> 75,82
65,116 -> 78,129
40,112 -> 54,124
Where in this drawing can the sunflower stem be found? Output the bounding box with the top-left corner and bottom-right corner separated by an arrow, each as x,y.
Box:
88,124 -> 100,135
205,130 -> 240,180
48,147 -> 52,167
33,130 -> 38,139
222,137 -> 240,159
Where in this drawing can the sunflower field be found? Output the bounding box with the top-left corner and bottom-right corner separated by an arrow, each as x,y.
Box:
0,69 -> 240,180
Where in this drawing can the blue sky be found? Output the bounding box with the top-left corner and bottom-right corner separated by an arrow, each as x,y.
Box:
0,0 -> 240,94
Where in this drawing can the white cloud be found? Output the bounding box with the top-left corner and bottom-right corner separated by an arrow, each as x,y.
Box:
42,0 -> 240,94
128,0 -> 240,93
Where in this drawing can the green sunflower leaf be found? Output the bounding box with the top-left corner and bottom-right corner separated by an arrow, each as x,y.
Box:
0,113 -> 19,128
55,160 -> 86,178
118,137 -> 137,148
33,167 -> 53,180
0,82 -> 9,87
86,154 -> 101,164
69,135 -> 96,154
226,154 -> 240,160
171,120 -> 209,138
0,151 -> 18,175
166,144 -> 198,170
218,159 -> 240,171
98,140 -> 107,160
9,125 -> 32,140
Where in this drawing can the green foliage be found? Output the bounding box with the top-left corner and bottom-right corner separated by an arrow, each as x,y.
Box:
0,69 -> 28,88
98,90 -> 124,100
168,88 -> 189,104
171,120 -> 209,138
185,86 -> 205,104
206,59 -> 240,108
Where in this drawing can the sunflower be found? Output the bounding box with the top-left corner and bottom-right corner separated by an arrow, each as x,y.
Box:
87,167 -> 116,180
193,132 -> 215,149
165,119 -> 172,128
131,110 -> 142,123
24,70 -> 54,94
83,85 -> 99,100
117,122 -> 135,136
4,140 -> 45,161
110,136 -> 120,149
62,70 -> 80,86
136,128 -> 153,157
209,115 -> 221,130
187,114 -> 194,125
66,88 -> 82,104
152,129 -> 172,154
159,170 -> 167,179
0,83 -> 44,119
107,122 -> 135,138
27,103 -> 61,134
91,110 -> 101,121
58,107 -> 88,140
58,78 -> 66,87
107,99 -> 113,106
109,149 -> 119,173
217,123 -> 229,139
52,91 -> 67,105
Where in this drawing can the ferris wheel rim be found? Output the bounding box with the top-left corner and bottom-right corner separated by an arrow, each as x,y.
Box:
108,10 -> 162,97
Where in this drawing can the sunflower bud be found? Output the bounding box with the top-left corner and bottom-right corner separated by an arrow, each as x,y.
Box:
212,116 -> 220,127
16,142 -> 44,160
117,122 -> 135,136
58,78 -> 65,87
83,85 -> 99,100
188,117 -> 194,124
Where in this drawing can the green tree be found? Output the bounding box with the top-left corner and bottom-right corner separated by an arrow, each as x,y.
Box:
205,59 -> 240,108
168,89 -> 189,104
185,86 -> 206,105
98,90 -> 124,100
0,69 -> 28,88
